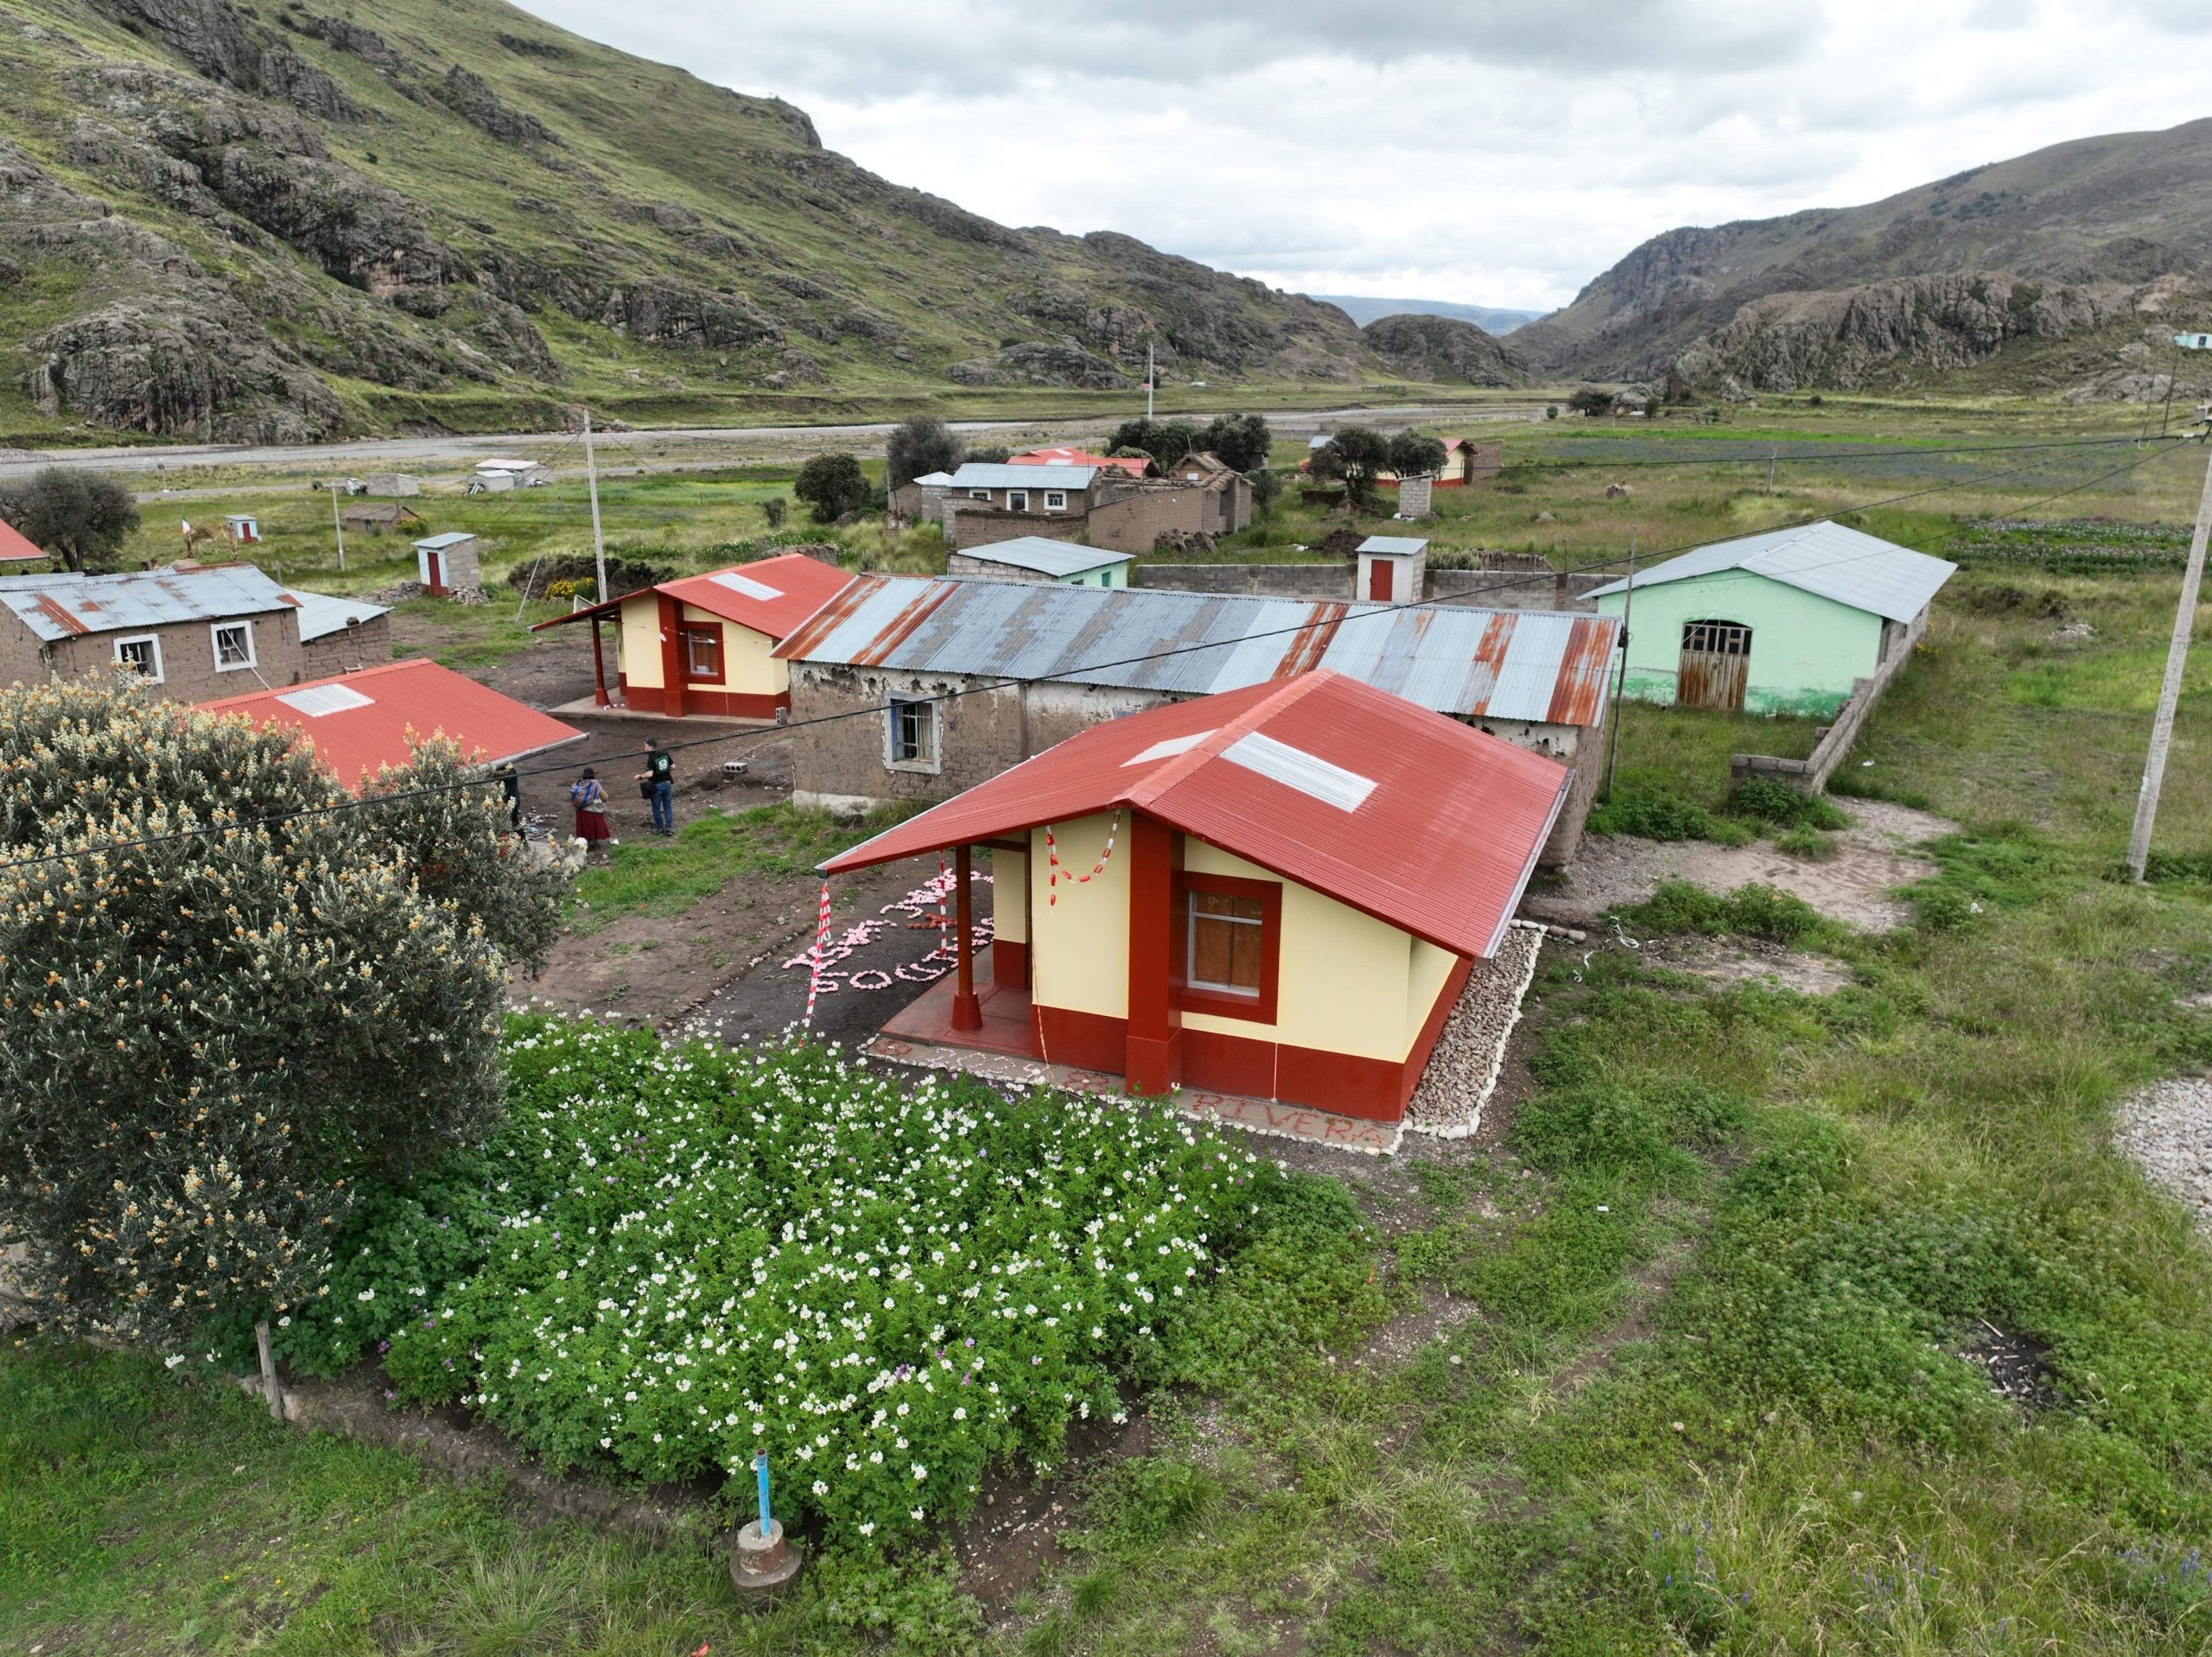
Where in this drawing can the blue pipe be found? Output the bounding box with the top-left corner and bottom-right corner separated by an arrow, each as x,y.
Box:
753,1451 -> 772,1536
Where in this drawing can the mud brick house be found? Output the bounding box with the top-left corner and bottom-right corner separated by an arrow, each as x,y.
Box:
198,657 -> 582,791
1588,520 -> 1955,716
533,550 -> 853,720
283,586 -> 395,678
821,670 -> 1568,1123
339,499 -> 423,536
946,536 -> 1133,587
774,575 -> 1620,867
944,454 -> 1254,556
0,564 -> 387,703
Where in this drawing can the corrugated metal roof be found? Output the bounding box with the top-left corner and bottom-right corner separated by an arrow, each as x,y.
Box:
414,531 -> 478,550
822,670 -> 1568,960
0,564 -> 296,642
912,472 -> 956,487
1358,535 -> 1428,556
1583,519 -> 1956,623
947,462 -> 1097,490
282,586 -> 392,643
658,552 -> 855,638
0,518 -> 46,563
195,657 -> 582,792
776,575 -> 1620,727
954,536 -> 1134,578
1011,447 -> 1153,476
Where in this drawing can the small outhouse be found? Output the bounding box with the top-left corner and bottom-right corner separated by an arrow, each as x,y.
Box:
1355,535 -> 1427,603
225,514 -> 261,545
413,531 -> 482,597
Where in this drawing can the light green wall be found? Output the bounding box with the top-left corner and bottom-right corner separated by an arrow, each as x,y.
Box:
1058,563 -> 1128,587
1594,570 -> 1885,717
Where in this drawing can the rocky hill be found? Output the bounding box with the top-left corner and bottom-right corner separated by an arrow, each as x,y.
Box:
1313,295 -> 1543,333
1517,119 -> 2212,399
1359,314 -> 1530,386
0,0 -> 1371,442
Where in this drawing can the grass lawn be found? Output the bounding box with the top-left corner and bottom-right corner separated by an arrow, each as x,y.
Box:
11,411 -> 2212,1654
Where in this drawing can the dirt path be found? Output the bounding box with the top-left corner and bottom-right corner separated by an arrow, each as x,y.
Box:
1529,799 -> 1956,932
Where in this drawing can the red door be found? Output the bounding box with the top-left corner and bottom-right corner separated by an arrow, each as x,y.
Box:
424,551 -> 445,595
1368,559 -> 1392,600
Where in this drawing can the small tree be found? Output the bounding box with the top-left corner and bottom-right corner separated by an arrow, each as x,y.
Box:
1308,425 -> 1391,511
1386,431 -> 1448,480
965,444 -> 1012,465
1567,387 -> 1615,417
884,416 -> 963,491
0,467 -> 141,572
792,453 -> 871,524
1106,418 -> 1200,469
762,496 -> 789,529
1199,413 -> 1272,473
0,677 -> 560,1390
1248,466 -> 1281,518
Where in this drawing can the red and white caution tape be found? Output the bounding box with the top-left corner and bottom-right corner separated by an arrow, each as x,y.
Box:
1045,809 -> 1120,906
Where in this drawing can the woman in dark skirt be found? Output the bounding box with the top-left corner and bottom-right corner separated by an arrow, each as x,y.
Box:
569,767 -> 613,851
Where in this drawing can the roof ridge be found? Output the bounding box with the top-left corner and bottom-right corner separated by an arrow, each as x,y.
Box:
1122,671 -> 1333,809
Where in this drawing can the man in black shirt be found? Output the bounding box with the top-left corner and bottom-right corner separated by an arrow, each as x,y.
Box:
638,738 -> 675,835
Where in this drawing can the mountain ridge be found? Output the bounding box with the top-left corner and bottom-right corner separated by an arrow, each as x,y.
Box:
1311,295 -> 1543,333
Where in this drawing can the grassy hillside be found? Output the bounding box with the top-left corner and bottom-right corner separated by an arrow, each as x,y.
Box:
1518,118 -> 2212,397
0,0 -> 1376,445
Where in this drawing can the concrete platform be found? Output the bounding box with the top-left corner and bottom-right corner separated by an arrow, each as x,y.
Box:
546,695 -> 778,727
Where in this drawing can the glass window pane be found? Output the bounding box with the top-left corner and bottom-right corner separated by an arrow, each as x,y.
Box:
1227,922 -> 1262,990
1191,915 -> 1233,986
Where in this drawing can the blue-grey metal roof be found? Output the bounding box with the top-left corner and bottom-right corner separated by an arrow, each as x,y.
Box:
776,576 -> 1619,727
1584,519 -> 1955,623
283,585 -> 393,643
0,564 -> 296,643
1358,536 -> 1429,556
947,463 -> 1097,491
954,537 -> 1134,578
414,531 -> 479,550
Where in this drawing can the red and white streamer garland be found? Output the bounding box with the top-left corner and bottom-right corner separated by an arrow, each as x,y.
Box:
803,879 -> 831,1027
1044,809 -> 1120,906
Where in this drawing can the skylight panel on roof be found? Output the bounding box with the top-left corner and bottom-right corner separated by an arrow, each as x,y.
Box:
1222,731 -> 1376,811
1122,730 -> 1216,766
276,683 -> 376,718
710,571 -> 784,601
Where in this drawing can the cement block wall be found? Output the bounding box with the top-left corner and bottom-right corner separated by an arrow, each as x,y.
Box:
1131,561 -> 1609,612
297,613 -> 394,680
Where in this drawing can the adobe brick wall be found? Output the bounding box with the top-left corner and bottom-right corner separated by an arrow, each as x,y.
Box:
941,502 -> 1088,553
297,612 -> 394,680
44,608 -> 308,704
1130,562 -> 1608,611
1085,487 -> 1215,555
1133,562 -> 1349,598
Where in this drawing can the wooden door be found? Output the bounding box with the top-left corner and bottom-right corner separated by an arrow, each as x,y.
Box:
1368,559 -> 1392,600
424,550 -> 445,595
1677,619 -> 1751,711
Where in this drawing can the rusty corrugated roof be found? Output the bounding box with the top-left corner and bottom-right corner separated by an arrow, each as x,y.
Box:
0,564 -> 297,644
774,575 -> 1620,727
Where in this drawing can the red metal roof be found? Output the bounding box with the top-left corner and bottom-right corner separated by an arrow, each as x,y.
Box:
823,670 -> 1568,959
1009,446 -> 1152,476
531,552 -> 854,639
195,657 -> 584,792
0,517 -> 46,563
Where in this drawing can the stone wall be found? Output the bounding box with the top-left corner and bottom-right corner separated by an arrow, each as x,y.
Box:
941,501 -> 1086,552
1087,486 -> 1219,556
297,612 -> 394,681
1729,605 -> 1929,795
1132,560 -> 1610,611
48,611 -> 308,704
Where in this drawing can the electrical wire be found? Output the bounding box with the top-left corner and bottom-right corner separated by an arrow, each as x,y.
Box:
0,429 -> 2193,877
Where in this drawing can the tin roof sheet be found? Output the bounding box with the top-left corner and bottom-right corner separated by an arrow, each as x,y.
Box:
1583,519 -> 1956,623
195,657 -> 582,792
1010,447 -> 1152,476
954,536 -> 1134,578
822,670 -> 1569,960
1358,536 -> 1428,556
282,585 -> 392,643
414,531 -> 479,550
948,462 -> 1097,490
0,519 -> 43,563
776,576 -> 1619,727
0,563 -> 296,642
658,552 -> 855,638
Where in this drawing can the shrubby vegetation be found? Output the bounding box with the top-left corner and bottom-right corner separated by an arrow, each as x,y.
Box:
0,467 -> 138,571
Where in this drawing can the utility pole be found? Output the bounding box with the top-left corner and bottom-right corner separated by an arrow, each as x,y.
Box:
1603,536 -> 1636,799
2126,429 -> 2212,880
1766,445 -> 1777,496
1144,342 -> 1154,422
328,481 -> 346,573
582,404 -> 607,604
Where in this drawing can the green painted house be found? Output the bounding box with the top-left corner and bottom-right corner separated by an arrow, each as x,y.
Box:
945,536 -> 1134,587
1586,521 -> 1955,717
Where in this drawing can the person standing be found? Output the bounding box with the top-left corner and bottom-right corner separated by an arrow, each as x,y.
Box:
569,768 -> 612,854
638,738 -> 675,836
493,760 -> 523,831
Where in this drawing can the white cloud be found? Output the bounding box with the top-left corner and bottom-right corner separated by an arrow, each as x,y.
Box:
516,0 -> 2212,309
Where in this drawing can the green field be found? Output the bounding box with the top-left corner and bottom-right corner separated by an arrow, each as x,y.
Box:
10,404 -> 2212,1654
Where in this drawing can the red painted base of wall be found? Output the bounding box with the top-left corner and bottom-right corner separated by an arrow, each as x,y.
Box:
991,938 -> 1029,990
1029,955 -> 1474,1125
615,677 -> 785,721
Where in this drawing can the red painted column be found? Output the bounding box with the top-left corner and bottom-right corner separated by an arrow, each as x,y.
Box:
1122,812 -> 1182,1096
952,844 -> 982,1032
657,593 -> 686,718
590,613 -> 611,707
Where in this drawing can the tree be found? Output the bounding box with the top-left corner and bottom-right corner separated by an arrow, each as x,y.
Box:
0,676 -> 562,1370
0,467 -> 141,572
1567,387 -> 1615,417
762,496 -> 788,529
792,453 -> 871,524
1199,413 -> 1273,473
965,444 -> 1011,465
1386,431 -> 1449,480
1248,466 -> 1282,518
884,416 -> 963,491
1106,418 -> 1200,469
1307,425 -> 1391,511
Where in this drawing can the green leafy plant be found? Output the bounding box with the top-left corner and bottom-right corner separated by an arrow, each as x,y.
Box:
1731,776 -> 1850,830
793,453 -> 870,524
1624,880 -> 1829,945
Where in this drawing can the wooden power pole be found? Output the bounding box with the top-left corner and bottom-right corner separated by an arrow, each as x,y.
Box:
2127,431 -> 2212,881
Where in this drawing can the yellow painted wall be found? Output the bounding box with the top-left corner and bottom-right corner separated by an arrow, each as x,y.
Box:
616,594 -> 660,689
1179,842 -> 1422,1062
1027,815 -> 1128,1019
677,603 -> 785,695
1406,939 -> 1459,1049
991,848 -> 1027,943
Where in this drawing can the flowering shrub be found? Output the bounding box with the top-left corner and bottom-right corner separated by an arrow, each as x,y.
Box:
297,1015 -> 1277,1545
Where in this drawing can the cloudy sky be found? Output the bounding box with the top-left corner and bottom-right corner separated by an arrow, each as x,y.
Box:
518,1 -> 2209,313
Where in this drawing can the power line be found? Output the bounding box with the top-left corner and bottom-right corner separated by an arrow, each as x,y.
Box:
0,431 -> 2190,877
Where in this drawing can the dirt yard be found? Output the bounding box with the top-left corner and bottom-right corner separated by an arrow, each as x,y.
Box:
1529,799 -> 1957,933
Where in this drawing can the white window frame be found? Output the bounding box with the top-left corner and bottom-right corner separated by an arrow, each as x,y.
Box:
1044,490 -> 1067,511
210,619 -> 257,672
114,633 -> 164,683
1007,490 -> 1029,511
885,695 -> 940,773
969,489 -> 991,501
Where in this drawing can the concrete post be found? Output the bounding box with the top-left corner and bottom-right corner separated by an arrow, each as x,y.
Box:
2127,438 -> 2212,880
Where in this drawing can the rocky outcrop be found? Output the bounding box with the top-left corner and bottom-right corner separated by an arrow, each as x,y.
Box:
435,67 -> 557,147
1362,313 -> 1530,386
946,341 -> 1128,389
599,283 -> 782,349
29,302 -> 345,441
87,0 -> 362,121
